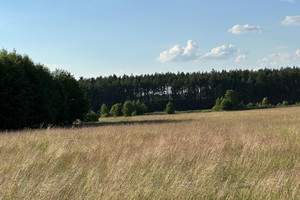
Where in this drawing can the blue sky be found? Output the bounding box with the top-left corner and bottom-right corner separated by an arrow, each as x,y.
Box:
1,0 -> 300,78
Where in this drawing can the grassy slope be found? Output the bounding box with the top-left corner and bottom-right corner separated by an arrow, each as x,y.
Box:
1,107 -> 300,199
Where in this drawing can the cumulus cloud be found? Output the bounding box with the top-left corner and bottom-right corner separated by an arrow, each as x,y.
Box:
157,40 -> 200,63
257,49 -> 300,67
228,24 -> 261,34
281,15 -> 300,26
204,44 -> 237,59
235,54 -> 246,63
158,41 -> 244,63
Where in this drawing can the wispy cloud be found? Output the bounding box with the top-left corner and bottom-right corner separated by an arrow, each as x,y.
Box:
280,0 -> 295,3
257,49 -> 300,67
281,15 -> 300,26
235,54 -> 247,63
228,24 -> 261,34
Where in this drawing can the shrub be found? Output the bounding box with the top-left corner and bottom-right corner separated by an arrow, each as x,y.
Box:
246,102 -> 254,109
212,90 -> 242,111
277,100 -> 289,107
261,97 -> 269,107
296,102 -> 300,106
133,100 -> 148,115
84,110 -> 99,122
122,101 -> 134,117
212,97 -> 223,111
100,104 -> 109,117
165,102 -> 175,114
110,103 -> 123,117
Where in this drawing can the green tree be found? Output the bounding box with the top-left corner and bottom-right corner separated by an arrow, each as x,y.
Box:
110,103 -> 123,117
122,100 -> 134,117
212,90 -> 243,111
100,103 -> 109,117
212,97 -> 223,111
52,70 -> 90,124
133,100 -> 148,115
165,102 -> 175,114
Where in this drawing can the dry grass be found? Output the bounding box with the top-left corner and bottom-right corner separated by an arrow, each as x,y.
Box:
1,107 -> 300,199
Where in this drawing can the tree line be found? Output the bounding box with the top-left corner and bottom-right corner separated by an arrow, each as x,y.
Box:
0,50 -> 89,129
78,67 -> 300,112
2,49 -> 300,129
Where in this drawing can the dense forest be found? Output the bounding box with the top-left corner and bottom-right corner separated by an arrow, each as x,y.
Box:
78,67 -> 300,112
0,50 -> 89,129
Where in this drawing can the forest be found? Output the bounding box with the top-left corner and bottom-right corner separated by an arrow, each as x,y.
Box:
78,67 -> 300,112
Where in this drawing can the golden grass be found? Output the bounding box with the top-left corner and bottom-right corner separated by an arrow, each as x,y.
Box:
1,107 -> 300,199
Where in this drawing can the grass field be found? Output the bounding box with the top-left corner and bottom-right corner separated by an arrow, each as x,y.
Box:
1,107 -> 300,199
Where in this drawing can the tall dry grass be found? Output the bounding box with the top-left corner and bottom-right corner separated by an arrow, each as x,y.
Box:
1,107 -> 300,199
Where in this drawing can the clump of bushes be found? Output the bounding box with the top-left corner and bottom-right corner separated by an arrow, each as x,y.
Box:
110,103 -> 123,117
99,104 -> 109,117
277,101 -> 289,107
165,102 -> 175,114
246,102 -> 255,109
121,100 -> 148,117
212,90 -> 245,111
261,97 -> 272,108
84,110 -> 99,122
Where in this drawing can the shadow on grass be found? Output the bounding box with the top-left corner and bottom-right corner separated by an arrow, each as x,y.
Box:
0,119 -> 193,133
71,118 -> 192,129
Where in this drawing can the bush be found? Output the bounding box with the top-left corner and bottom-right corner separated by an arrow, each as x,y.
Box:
282,101 -> 289,106
246,102 -> 255,109
110,103 -> 123,117
122,101 -> 134,117
165,102 -> 175,114
212,90 -> 243,111
261,97 -> 269,107
100,103 -> 109,117
133,100 -> 148,115
212,97 -> 223,111
84,110 -> 99,122
296,102 -> 300,106
277,100 -> 289,107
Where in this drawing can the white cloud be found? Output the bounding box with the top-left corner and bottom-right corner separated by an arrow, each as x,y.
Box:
235,54 -> 246,63
204,44 -> 237,59
257,49 -> 300,67
228,24 -> 261,34
157,40 -> 200,63
296,49 -> 300,57
281,15 -> 300,26
158,41 -> 244,63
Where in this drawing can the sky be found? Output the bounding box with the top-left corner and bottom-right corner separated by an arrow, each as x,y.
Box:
0,0 -> 300,78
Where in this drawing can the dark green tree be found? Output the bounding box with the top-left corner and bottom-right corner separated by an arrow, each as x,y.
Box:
53,70 -> 90,124
165,102 -> 175,114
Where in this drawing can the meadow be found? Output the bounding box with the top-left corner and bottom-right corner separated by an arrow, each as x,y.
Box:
1,107 -> 300,199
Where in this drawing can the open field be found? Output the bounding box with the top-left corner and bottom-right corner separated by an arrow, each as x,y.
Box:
1,107 -> 300,199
